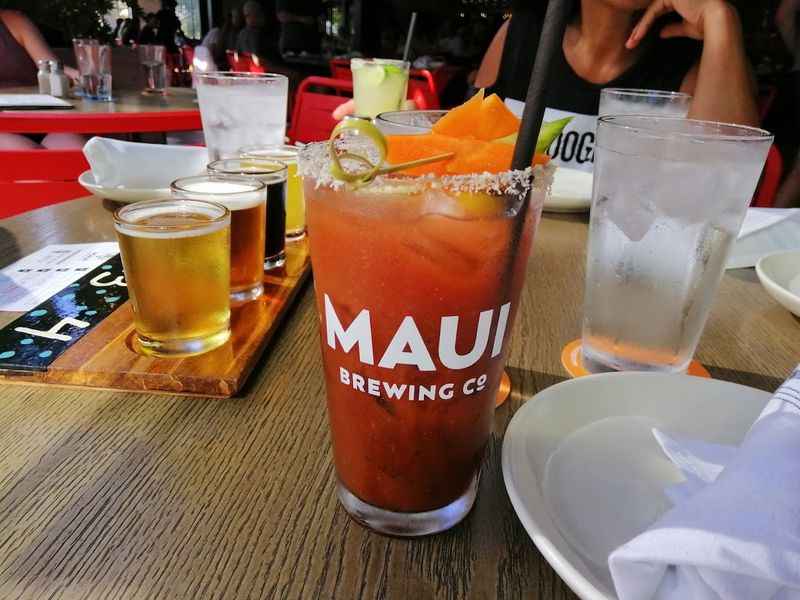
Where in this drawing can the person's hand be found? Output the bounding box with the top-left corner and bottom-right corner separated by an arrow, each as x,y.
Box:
626,0 -> 738,48
64,66 -> 80,83
332,99 -> 354,121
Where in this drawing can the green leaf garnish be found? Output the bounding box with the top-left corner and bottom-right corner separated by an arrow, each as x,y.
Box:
536,117 -> 573,154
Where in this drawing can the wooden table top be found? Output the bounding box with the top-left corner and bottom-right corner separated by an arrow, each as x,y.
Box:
0,87 -> 200,133
0,198 -> 797,599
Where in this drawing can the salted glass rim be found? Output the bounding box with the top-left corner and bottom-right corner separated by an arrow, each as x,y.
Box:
597,115 -> 773,143
350,58 -> 410,69
195,71 -> 288,83
113,198 -> 230,231
297,141 -> 548,195
600,88 -> 692,100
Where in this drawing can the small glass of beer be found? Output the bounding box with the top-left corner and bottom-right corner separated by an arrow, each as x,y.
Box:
206,158 -> 288,270
171,174 -> 267,303
113,199 -> 232,357
239,145 -> 305,241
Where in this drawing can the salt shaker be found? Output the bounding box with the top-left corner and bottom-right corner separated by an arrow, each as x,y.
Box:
36,59 -> 51,94
49,60 -> 69,97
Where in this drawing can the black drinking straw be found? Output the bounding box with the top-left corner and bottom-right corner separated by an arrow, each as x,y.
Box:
511,0 -> 573,171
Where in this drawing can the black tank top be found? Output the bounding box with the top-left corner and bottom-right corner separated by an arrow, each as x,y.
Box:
490,4 -> 700,171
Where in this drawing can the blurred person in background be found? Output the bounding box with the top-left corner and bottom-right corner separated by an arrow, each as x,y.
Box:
200,6 -> 243,69
236,1 -> 267,58
138,13 -> 160,44
0,9 -> 83,149
121,16 -> 141,45
480,0 -> 758,173
276,0 -> 321,55
156,0 -> 182,52
775,0 -> 800,208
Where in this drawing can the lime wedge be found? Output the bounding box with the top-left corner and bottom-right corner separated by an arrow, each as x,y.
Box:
536,117 -> 572,153
360,65 -> 386,86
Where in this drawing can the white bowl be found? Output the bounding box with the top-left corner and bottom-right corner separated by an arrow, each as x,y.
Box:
502,372 -> 770,600
546,167 -> 593,213
756,250 -> 800,317
78,171 -> 170,203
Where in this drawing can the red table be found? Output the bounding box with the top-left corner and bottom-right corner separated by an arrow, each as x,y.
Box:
0,87 -> 201,134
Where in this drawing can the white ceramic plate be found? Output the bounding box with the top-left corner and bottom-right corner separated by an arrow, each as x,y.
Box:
545,167 -> 593,213
79,171 -> 170,203
502,373 -> 770,600
756,250 -> 800,317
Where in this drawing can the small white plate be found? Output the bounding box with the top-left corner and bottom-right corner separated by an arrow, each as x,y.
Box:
78,171 -> 170,203
502,372 -> 770,600
545,167 -> 593,213
756,250 -> 800,317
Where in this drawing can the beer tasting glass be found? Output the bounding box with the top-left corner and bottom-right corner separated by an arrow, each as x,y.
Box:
171,174 -> 267,303
114,199 -> 231,357
240,145 -> 306,241
582,116 -> 772,373
207,158 -> 288,270
138,44 -> 168,94
298,141 -> 553,536
599,88 -> 692,118
195,72 -> 289,161
351,58 -> 410,118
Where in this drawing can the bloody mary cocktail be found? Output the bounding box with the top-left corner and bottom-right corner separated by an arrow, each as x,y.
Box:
301,137 -> 552,535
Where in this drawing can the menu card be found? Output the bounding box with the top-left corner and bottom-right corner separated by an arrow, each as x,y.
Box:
0,243 -> 120,312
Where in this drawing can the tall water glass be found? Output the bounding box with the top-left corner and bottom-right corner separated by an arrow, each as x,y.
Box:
196,72 -> 289,161
599,88 -> 692,117
582,116 -> 772,373
138,45 -> 168,94
73,39 -> 112,101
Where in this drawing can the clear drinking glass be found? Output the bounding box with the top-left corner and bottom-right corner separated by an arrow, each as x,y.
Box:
374,109 -> 448,135
299,140 -> 552,536
240,145 -> 305,241
171,175 -> 267,303
351,58 -> 410,118
114,199 -> 231,357
206,158 -> 288,270
582,116 -> 773,373
138,45 -> 169,94
196,72 -> 289,161
73,39 -> 112,101
599,88 -> 692,117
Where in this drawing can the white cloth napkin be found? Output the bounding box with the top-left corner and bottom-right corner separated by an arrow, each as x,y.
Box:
82,137 -> 208,189
609,366 -> 800,600
727,208 -> 800,269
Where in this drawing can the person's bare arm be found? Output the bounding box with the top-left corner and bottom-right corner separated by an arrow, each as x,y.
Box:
1,10 -> 56,64
628,0 -> 759,127
475,19 -> 509,89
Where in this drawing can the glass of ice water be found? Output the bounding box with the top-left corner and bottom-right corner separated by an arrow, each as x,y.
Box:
196,72 -> 289,162
581,116 -> 772,373
138,45 -> 168,94
73,39 -> 112,101
599,88 -> 692,118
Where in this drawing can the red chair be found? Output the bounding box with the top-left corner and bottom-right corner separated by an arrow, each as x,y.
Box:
0,149 -> 89,218
752,145 -> 783,208
407,79 -> 439,110
329,58 -> 352,80
288,76 -> 353,144
226,50 -> 266,74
